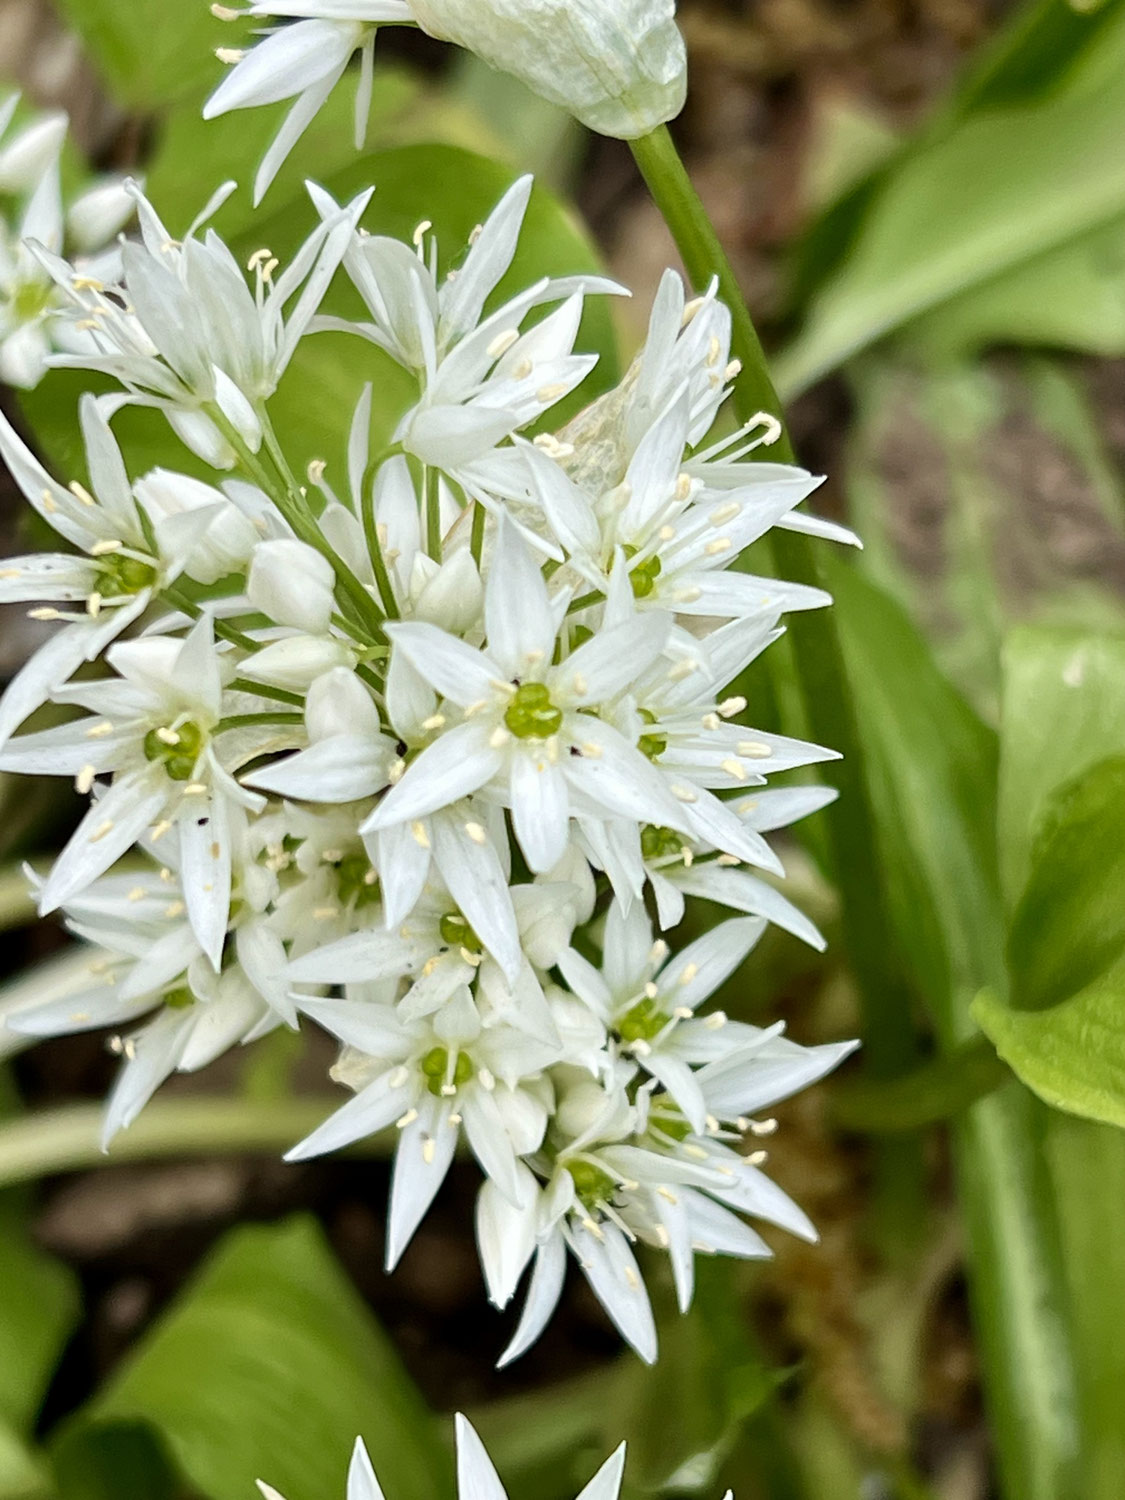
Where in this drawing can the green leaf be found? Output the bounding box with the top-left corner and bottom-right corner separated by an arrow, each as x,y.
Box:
776,5 -> 1125,393
1044,1114 -> 1125,1500
904,214 -> 1125,359
998,626 -> 1125,905
51,0 -> 227,108
974,966 -> 1125,1129
0,1077 -> 79,1438
52,1216 -> 447,1500
824,556 -> 1004,1031
608,1265 -> 778,1494
1008,756 -> 1125,1010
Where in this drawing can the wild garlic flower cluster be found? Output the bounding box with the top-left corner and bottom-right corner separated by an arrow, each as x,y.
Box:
0,172 -> 857,1361
261,1415 -> 631,1500
0,93 -> 134,388
205,0 -> 688,200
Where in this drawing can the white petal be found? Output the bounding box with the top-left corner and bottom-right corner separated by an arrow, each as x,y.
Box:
285,1072 -> 409,1160
244,736 -> 390,802
386,1098 -> 459,1268
497,1231 -> 567,1367
363,722 -> 501,830
509,752 -> 569,874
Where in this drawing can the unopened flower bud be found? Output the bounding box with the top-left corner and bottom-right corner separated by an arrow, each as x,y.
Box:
408,0 -> 687,139
412,549 -> 483,635
248,538 -> 336,634
306,667 -> 381,742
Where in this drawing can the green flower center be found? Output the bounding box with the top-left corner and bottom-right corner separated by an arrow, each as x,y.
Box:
143,719 -> 207,782
99,552 -> 158,597
617,995 -> 668,1044
624,545 -> 662,599
637,708 -> 667,761
653,1112 -> 693,1143
164,985 -> 196,1010
10,278 -> 52,323
567,1159 -> 617,1209
439,911 -> 483,954
420,1046 -> 474,1097
504,681 -> 562,740
335,852 -> 380,910
640,825 -> 686,861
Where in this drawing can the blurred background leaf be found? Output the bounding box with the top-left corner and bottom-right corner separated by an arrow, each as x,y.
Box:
51,1216 -> 448,1500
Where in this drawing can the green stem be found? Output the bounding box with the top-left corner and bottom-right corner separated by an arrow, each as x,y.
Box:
630,124 -> 912,1078
832,1034 -> 1009,1132
470,499 -> 486,569
230,677 -> 304,708
360,463 -> 402,619
216,712 -> 304,733
165,589 -> 261,656
425,465 -> 442,561
0,1098 -> 392,1190
212,409 -> 386,645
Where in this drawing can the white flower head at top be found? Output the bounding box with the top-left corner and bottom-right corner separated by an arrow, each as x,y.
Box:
204,0 -> 686,202
258,1414 -> 628,1500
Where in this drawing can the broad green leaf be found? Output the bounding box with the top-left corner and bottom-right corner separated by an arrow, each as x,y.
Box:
775,6 -> 1125,394
52,0 -> 227,107
145,68 -> 507,245
845,357 -> 1125,716
0,1076 -> 79,1438
998,627 -> 1125,904
1044,1115 -> 1125,1500
0,1427 -> 50,1500
786,0 -> 1123,309
824,557 -> 1004,1033
905,214 -> 1125,358
52,1216 -> 447,1500
973,965 -> 1125,1129
1008,756 -> 1125,1011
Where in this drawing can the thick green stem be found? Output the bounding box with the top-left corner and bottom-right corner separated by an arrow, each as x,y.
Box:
630,125 -> 912,1076
0,1098 -> 392,1190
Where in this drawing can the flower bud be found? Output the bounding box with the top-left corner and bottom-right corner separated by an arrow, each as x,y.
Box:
248,538 -> 336,634
408,0 -> 687,139
240,635 -> 353,692
410,549 -> 483,635
136,469 -> 259,584
306,667 -> 381,742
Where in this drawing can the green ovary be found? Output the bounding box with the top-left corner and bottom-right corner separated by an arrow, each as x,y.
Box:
567,1159 -> 617,1209
99,552 -> 158,596
163,985 -> 196,1010
504,681 -> 563,739
624,545 -> 662,599
637,708 -> 667,761
439,911 -> 483,954
143,719 -> 207,782
640,825 -> 685,861
420,1047 -> 474,1097
617,995 -> 668,1043
336,852 -> 380,910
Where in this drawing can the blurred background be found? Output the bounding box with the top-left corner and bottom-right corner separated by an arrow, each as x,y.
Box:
1,2 -> 1124,1499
